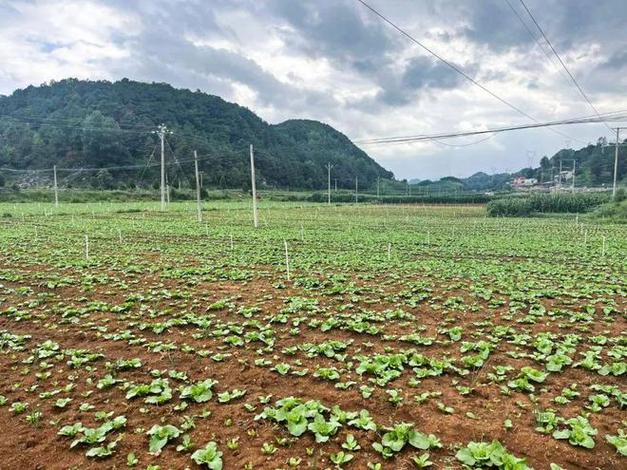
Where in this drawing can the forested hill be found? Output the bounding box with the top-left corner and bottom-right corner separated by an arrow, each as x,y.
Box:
459,140 -> 625,190
0,79 -> 393,190
411,140 -> 626,192
515,139 -> 626,187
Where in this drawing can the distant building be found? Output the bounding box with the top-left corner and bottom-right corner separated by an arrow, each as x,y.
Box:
512,177 -> 538,188
555,170 -> 573,183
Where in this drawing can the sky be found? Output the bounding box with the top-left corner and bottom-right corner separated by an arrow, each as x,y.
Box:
0,0 -> 626,180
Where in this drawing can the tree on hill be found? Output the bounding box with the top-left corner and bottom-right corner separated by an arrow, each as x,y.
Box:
0,78 -> 393,190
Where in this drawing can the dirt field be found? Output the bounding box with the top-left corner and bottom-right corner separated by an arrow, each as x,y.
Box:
0,202 -> 624,469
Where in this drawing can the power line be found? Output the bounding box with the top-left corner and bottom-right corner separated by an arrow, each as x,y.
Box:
138,144 -> 158,182
1,114 -> 252,158
357,110 -> 627,144
503,0 -> 569,79
354,0 -> 583,144
430,134 -> 497,148
505,0 -> 607,136
355,110 -> 627,145
517,0 -> 613,132
0,113 -> 154,130
165,135 -> 192,188
0,114 -> 152,134
0,154 -> 216,174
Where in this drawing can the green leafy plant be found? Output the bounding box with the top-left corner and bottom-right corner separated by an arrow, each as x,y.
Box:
217,388 -> 246,403
552,416 -> 597,449
86,440 -> 117,459
455,440 -> 530,469
373,422 -> 441,457
330,451 -> 353,467
307,413 -> 341,443
191,441 -> 223,469
411,452 -> 433,468
605,430 -> 627,456
147,424 -> 181,455
180,379 -> 218,403
342,433 -> 361,451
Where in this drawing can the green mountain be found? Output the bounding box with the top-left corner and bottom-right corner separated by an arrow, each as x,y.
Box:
516,139 -> 625,187
409,141 -> 625,193
0,78 -> 393,190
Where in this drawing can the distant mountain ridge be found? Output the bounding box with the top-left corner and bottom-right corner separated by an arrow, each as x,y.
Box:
408,141 -> 625,192
0,78 -> 393,189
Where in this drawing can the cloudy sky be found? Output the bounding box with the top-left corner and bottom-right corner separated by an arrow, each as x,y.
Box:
1,0 -> 626,179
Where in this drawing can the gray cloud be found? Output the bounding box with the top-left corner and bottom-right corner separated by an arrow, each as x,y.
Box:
137,32 -> 289,105
600,50 -> 627,70
403,57 -> 465,90
460,0 -> 534,50
371,57 -> 469,107
0,0 -> 625,180
267,0 -> 398,69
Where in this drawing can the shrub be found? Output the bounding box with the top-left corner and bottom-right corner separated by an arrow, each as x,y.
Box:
486,198 -> 532,217
529,193 -> 609,213
488,192 -> 611,217
591,200 -> 627,223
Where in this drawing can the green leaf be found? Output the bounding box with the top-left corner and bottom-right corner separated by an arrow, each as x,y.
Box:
285,409 -> 308,437
455,447 -> 475,466
127,452 -> 139,466
191,442 -> 223,469
85,441 -> 117,459
409,432 -> 434,450
307,414 -> 340,443
180,379 -> 217,403
147,424 -> 181,455
606,433 -> 627,456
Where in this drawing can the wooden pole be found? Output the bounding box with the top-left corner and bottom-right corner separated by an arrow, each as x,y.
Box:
326,163 -> 332,205
284,239 -> 290,281
159,125 -> 166,211
53,165 -> 59,207
250,144 -> 259,228
194,150 -> 202,222
613,128 -> 620,198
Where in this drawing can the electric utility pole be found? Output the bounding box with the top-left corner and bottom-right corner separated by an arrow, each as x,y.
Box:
613,127 -> 626,198
194,150 -> 202,223
355,177 -> 358,203
325,162 -> 333,205
53,164 -> 59,207
250,144 -> 258,228
153,124 -> 172,211
377,176 -> 380,198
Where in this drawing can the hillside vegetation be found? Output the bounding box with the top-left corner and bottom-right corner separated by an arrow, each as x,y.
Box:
411,142 -> 625,192
0,79 -> 392,190
486,193 -> 612,217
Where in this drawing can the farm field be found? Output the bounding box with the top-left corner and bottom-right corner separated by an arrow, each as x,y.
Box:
0,201 -> 624,470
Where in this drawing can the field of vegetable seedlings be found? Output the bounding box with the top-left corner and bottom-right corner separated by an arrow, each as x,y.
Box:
0,201 -> 624,470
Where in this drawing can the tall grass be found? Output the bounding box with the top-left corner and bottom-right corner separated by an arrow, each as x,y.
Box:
487,192 -> 611,217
